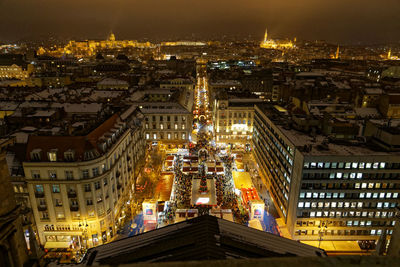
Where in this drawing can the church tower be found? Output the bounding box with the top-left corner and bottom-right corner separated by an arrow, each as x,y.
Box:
335,45 -> 340,59
264,28 -> 268,42
109,32 -> 116,42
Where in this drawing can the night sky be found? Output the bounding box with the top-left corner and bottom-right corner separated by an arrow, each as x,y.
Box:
0,0 -> 399,43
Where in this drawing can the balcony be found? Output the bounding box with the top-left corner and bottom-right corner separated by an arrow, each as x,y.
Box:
70,205 -> 79,212
35,191 -> 44,198
37,205 -> 47,211
67,191 -> 77,198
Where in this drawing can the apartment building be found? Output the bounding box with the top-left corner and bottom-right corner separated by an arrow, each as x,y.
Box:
141,103 -> 193,148
213,93 -> 263,149
252,104 -> 400,243
23,108 -> 146,249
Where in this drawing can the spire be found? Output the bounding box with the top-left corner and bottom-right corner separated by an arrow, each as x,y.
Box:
109,32 -> 116,42
335,45 -> 340,59
264,28 -> 268,42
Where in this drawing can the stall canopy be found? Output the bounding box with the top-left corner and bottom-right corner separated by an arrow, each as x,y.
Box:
44,241 -> 71,249
232,171 -> 253,189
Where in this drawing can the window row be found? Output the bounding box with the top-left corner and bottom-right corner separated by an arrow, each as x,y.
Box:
299,210 -> 397,219
298,201 -> 397,209
299,191 -> 399,199
301,182 -> 400,190
145,132 -> 187,140
302,172 -> 400,180
304,161 -> 400,170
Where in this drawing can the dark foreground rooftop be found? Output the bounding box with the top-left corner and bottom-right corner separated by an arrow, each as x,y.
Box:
79,215 -> 325,266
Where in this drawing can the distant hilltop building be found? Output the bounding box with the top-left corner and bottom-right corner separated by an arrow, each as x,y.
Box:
260,28 -> 294,49
37,33 -> 156,58
161,41 -> 207,46
384,48 -> 400,60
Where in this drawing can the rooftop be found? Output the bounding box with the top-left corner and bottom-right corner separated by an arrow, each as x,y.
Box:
80,215 -> 324,266
256,103 -> 400,157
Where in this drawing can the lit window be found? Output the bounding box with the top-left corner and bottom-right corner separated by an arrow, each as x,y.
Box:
48,150 -> 57,162
182,133 -> 186,139
345,163 -> 351,169
52,185 -> 60,193
298,202 -> 304,208
305,202 -> 310,208
373,162 -> 379,169
331,202 -> 337,208
146,133 -> 150,140
362,183 -> 367,188
366,192 -> 372,198
380,193 -> 385,198
360,193 -> 365,198
350,173 -> 356,179
380,162 -> 386,169
153,133 -> 157,139
352,162 -> 358,168
366,163 -> 372,169
299,192 -> 305,198
310,162 -> 317,168
357,173 -> 362,179
337,173 -> 342,179
306,192 -> 312,198
359,162 -> 365,169
368,183 -> 374,189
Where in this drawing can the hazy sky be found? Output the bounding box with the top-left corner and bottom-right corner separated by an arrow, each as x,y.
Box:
0,0 -> 399,43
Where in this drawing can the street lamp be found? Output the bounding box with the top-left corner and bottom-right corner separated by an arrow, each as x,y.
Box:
79,218 -> 89,251
318,220 -> 328,249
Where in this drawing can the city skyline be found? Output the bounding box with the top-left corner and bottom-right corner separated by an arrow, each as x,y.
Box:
0,0 -> 400,44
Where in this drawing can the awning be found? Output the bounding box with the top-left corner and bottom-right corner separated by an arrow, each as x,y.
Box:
44,241 -> 71,249
232,171 -> 253,189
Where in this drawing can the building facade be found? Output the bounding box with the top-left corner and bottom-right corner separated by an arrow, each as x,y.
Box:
253,104 -> 400,243
142,105 -> 193,148
0,138 -> 30,267
23,110 -> 146,249
213,97 -> 263,149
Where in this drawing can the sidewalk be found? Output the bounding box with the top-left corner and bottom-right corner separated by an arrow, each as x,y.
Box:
301,240 -> 366,254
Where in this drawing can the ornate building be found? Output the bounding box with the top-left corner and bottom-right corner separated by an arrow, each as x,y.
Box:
37,33 -> 156,58
23,108 -> 146,249
0,138 -> 30,267
260,28 -> 294,50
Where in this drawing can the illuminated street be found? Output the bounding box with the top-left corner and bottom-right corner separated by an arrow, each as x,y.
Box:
114,64 -> 282,238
